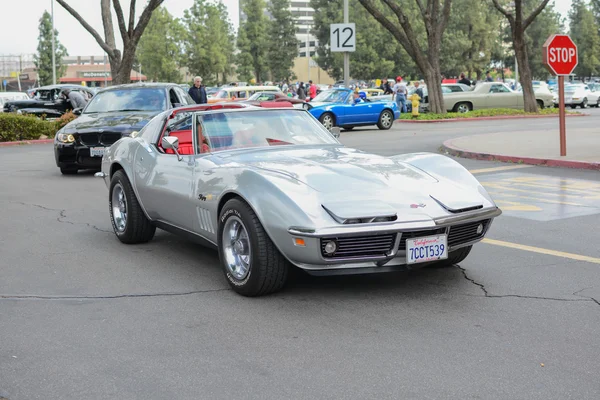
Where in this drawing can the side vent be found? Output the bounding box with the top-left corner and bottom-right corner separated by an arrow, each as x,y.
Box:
196,207 -> 215,234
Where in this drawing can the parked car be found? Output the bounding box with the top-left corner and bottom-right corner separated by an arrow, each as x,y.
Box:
208,85 -> 281,103
95,102 -> 501,297
3,84 -> 96,118
0,92 -> 30,112
54,82 -> 195,175
240,91 -> 306,108
443,82 -> 554,113
304,88 -> 399,130
562,83 -> 600,108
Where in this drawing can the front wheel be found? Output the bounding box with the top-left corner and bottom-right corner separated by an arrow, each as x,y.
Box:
218,198 -> 290,296
580,98 -> 588,109
453,102 -> 472,113
377,109 -> 394,130
109,170 -> 156,244
319,113 -> 335,131
536,100 -> 544,109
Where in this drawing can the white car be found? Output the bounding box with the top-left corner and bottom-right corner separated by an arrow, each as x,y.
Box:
0,92 -> 29,112
563,83 -> 600,108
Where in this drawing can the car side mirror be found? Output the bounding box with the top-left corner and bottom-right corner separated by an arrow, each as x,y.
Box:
73,108 -> 82,116
161,136 -> 183,161
331,127 -> 341,139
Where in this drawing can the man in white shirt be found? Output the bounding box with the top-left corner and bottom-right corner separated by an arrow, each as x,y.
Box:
392,76 -> 407,114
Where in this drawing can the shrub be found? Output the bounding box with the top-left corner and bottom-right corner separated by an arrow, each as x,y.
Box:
0,113 -> 73,142
399,107 -> 579,120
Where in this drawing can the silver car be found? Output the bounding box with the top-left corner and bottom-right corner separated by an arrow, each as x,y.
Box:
96,103 -> 502,296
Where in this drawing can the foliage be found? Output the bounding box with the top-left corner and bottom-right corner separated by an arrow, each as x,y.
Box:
34,11 -> 68,86
137,7 -> 184,83
569,0 -> 600,79
398,107 -> 576,120
182,0 -> 236,85
237,0 -> 270,82
266,0 -> 299,81
0,113 -> 63,142
54,111 -> 77,131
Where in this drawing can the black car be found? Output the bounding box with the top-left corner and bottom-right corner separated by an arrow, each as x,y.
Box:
3,84 -> 96,118
54,82 -> 195,175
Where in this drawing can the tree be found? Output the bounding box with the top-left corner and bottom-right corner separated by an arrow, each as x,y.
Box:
357,0 -> 453,114
267,0 -> 299,81
569,0 -> 600,80
525,2 -> 564,79
55,0 -> 164,85
34,11 -> 68,86
237,0 -> 269,82
491,0 -> 550,112
182,0 -> 235,85
136,7 -> 184,83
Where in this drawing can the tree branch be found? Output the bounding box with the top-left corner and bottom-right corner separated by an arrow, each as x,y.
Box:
415,0 -> 427,20
129,0 -> 137,34
55,0 -> 115,57
100,0 -> 116,49
439,0 -> 453,34
380,0 -> 424,59
524,0 -> 551,30
132,0 -> 164,43
112,0 -> 129,43
490,0 -> 512,19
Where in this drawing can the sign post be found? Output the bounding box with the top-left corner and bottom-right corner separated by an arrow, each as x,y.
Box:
542,34 -> 578,157
330,2 -> 355,89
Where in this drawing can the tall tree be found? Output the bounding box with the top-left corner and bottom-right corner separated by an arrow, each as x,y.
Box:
525,2 -> 564,79
267,0 -> 299,81
569,0 -> 600,80
237,0 -> 269,82
357,0 -> 453,114
136,7 -> 184,83
55,0 -> 164,85
182,0 -> 235,85
34,11 -> 68,86
491,0 -> 550,112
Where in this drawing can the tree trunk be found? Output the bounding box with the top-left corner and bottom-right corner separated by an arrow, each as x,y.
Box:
426,34 -> 445,114
112,44 -> 136,85
513,30 -> 538,112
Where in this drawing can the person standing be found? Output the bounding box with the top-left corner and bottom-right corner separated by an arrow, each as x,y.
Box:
188,76 -> 207,104
297,82 -> 307,100
458,73 -> 471,86
392,76 -> 407,114
61,88 -> 88,110
308,80 -> 317,100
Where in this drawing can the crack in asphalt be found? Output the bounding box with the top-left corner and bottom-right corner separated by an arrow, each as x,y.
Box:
0,288 -> 231,301
457,266 -> 599,307
9,201 -> 112,233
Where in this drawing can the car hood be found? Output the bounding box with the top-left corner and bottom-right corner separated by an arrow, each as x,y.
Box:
226,146 -> 485,218
65,110 -> 159,133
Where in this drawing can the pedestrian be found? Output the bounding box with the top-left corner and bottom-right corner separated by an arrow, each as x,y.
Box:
458,73 -> 471,86
297,82 -> 306,100
485,72 -> 493,82
308,80 -> 317,101
188,76 -> 207,104
61,88 -> 88,110
392,76 -> 407,114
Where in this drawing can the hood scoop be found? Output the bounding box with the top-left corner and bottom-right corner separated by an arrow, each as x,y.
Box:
322,201 -> 397,224
430,194 -> 483,214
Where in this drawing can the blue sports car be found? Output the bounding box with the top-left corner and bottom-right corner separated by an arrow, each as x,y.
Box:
304,88 -> 400,131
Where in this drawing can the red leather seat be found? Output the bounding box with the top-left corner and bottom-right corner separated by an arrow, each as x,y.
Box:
164,129 -> 194,155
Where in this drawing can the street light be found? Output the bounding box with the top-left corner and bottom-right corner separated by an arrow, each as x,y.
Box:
51,0 -> 56,85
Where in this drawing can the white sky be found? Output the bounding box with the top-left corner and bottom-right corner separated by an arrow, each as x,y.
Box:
0,0 -> 572,56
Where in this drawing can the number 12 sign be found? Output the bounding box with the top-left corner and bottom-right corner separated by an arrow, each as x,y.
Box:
330,23 -> 356,52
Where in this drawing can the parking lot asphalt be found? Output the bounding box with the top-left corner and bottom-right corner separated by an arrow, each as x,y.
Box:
1,116 -> 599,399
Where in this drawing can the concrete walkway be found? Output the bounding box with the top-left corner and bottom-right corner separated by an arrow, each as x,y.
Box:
442,126 -> 600,170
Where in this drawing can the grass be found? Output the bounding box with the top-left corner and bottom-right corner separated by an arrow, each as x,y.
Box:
398,107 -> 580,120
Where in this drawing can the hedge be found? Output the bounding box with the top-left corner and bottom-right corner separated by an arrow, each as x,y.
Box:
0,112 -> 77,142
398,107 -> 579,120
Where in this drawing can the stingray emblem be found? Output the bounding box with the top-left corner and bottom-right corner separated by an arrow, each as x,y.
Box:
410,203 -> 426,208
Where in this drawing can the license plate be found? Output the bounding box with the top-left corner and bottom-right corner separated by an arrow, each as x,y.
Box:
90,147 -> 106,157
406,234 -> 448,265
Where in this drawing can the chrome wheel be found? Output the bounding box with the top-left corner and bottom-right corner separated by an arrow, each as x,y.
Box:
111,183 -> 127,232
380,110 -> 393,128
222,216 -> 252,280
456,103 -> 470,113
320,114 -> 334,130
581,98 -> 588,108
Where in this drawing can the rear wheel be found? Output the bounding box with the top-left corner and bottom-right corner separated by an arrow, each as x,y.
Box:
581,98 -> 588,109
218,198 -> 290,296
377,109 -> 394,130
109,170 -> 156,244
319,113 -> 335,130
536,100 -> 544,109
453,102 -> 472,113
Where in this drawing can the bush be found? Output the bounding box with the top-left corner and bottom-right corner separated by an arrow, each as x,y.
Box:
0,113 -> 70,142
398,107 -> 579,120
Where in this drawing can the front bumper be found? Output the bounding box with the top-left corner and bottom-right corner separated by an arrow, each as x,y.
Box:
54,142 -> 105,169
282,207 -> 501,273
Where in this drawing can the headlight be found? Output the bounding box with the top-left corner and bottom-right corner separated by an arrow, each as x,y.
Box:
57,133 -> 75,143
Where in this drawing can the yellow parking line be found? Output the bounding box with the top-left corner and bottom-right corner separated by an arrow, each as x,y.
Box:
469,165 -> 534,174
486,191 -> 591,207
482,238 -> 600,265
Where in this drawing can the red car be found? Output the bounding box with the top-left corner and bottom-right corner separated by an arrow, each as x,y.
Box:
240,91 -> 306,107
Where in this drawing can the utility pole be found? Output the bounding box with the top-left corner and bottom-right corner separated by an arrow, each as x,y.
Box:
343,0 -> 349,89
51,0 -> 56,85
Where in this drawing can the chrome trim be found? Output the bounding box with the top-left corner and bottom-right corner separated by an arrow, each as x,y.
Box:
155,219 -> 218,246
433,207 -> 502,226
94,172 -> 106,178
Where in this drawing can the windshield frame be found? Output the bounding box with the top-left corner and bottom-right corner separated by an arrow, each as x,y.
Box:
310,89 -> 351,103
82,87 -> 168,114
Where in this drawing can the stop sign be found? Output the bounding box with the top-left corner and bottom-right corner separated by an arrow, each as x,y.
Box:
543,34 -> 578,75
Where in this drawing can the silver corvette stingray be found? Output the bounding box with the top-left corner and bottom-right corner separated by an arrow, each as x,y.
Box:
96,103 -> 502,296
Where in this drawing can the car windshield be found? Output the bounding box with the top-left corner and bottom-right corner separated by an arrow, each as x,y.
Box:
198,109 -> 338,153
248,92 -> 276,101
564,85 -> 581,92
83,88 -> 166,113
310,89 -> 350,103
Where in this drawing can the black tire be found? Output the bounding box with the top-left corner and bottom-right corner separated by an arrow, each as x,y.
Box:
319,112 -> 335,131
377,109 -> 394,130
60,166 -> 78,175
109,170 -> 156,244
453,102 -> 472,113
427,245 -> 473,268
536,100 -> 544,109
218,198 -> 290,297
580,98 -> 588,109
342,126 -> 354,130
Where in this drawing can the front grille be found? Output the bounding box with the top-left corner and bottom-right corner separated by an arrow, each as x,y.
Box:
398,227 -> 446,251
447,219 -> 490,246
321,233 -> 396,259
79,133 -> 99,146
78,132 -> 123,146
101,133 -> 123,145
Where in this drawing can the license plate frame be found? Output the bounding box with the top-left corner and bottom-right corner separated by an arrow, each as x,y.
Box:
90,146 -> 106,157
406,234 -> 448,265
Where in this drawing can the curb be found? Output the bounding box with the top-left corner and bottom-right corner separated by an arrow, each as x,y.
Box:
396,113 -> 586,123
0,139 -> 54,147
441,140 -> 600,171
